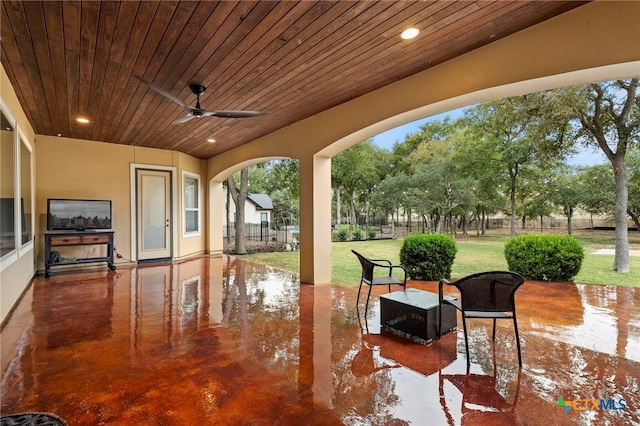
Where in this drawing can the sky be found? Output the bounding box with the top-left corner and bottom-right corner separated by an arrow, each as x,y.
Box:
370,108 -> 608,167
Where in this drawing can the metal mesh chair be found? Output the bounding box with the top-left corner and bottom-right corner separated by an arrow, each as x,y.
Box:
438,271 -> 525,366
352,250 -> 407,316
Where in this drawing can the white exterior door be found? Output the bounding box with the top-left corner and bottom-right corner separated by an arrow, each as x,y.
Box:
137,169 -> 172,260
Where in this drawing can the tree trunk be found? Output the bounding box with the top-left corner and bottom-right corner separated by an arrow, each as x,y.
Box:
566,205 -> 573,235
435,209 -> 443,234
629,211 -> 640,234
612,156 -> 629,272
350,197 -> 357,226
335,187 -> 342,226
509,169 -> 517,237
225,184 -> 231,244
392,210 -> 396,239
227,169 -> 249,254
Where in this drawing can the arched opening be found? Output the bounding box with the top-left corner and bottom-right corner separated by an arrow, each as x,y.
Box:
207,61 -> 638,284
204,1 -> 639,285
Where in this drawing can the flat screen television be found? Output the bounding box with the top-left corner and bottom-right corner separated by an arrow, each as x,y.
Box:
47,199 -> 112,231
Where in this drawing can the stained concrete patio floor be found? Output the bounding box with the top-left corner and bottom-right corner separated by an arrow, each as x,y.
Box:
1,255 -> 638,425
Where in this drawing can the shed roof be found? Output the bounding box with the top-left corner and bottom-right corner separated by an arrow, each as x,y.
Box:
248,194 -> 273,210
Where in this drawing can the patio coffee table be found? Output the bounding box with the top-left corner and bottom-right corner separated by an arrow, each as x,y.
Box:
380,288 -> 457,343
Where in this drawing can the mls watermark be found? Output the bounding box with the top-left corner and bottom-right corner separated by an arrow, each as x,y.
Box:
554,396 -> 627,414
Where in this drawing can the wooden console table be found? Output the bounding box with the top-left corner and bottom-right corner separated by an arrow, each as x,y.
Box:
44,231 -> 116,277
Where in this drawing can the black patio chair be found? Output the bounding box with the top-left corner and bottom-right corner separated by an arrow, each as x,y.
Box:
352,250 -> 407,316
438,271 -> 525,366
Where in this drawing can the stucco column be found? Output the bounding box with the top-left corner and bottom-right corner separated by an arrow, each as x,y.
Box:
208,180 -> 224,255
299,154 -> 332,284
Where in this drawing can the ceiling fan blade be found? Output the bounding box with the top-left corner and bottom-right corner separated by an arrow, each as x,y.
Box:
172,114 -> 196,125
203,110 -> 267,118
134,75 -> 190,109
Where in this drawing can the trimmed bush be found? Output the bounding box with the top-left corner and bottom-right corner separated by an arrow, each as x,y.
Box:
504,234 -> 584,281
367,227 -> 377,240
400,234 -> 457,280
335,227 -> 349,242
352,227 -> 363,241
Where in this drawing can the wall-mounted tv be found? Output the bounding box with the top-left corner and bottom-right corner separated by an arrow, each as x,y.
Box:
47,199 -> 112,231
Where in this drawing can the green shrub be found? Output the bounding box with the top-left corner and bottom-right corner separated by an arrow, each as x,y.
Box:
504,234 -> 585,281
352,227 -> 363,241
400,234 -> 457,280
336,227 -> 349,242
367,227 -> 377,240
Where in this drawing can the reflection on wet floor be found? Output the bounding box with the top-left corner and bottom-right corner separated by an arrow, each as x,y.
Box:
1,255 -> 638,425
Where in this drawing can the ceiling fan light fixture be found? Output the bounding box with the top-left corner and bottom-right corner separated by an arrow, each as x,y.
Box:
401,27 -> 420,40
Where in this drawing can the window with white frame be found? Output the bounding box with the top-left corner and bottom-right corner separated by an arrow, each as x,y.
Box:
182,171 -> 200,236
19,135 -> 33,248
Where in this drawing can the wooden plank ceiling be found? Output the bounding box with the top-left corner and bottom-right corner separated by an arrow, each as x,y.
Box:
1,1 -> 587,159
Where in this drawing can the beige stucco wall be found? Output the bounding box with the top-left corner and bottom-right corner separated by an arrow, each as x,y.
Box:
176,152 -> 208,258
206,1 -> 640,284
34,136 -> 207,267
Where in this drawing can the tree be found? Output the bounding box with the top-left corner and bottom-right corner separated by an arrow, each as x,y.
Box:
392,118 -> 455,174
463,96 -> 556,236
554,79 -> 639,272
576,164 -> 615,227
410,160 -> 475,234
332,140 -> 388,226
626,149 -> 640,231
258,160 -> 300,228
548,171 -> 582,235
370,173 -> 411,238
401,126 -> 476,234
227,168 -> 249,254
516,167 -> 556,232
270,189 -> 299,229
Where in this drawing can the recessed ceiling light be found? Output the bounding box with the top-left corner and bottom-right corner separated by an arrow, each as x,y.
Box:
401,27 -> 420,40
207,138 -> 216,143
77,117 -> 90,124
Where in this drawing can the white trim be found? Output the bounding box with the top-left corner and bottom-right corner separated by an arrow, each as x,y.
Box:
181,170 -> 201,238
129,163 -> 178,261
0,99 -> 18,271
17,129 -> 34,256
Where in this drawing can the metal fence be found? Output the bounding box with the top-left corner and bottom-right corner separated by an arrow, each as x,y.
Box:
225,217 -> 621,246
224,223 -> 298,244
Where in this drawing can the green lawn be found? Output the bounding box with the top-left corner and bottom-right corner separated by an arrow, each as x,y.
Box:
245,236 -> 640,287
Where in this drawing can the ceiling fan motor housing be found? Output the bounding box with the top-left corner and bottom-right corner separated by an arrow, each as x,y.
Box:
189,84 -> 206,95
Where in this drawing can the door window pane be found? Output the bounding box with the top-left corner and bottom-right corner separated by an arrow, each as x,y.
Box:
142,174 -> 167,250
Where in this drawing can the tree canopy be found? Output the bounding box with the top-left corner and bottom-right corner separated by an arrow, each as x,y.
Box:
231,79 -> 638,274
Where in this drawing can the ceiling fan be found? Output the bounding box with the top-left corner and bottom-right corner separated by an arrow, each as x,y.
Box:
135,76 -> 266,124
